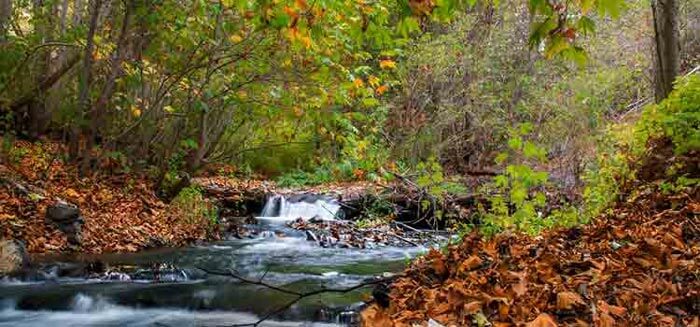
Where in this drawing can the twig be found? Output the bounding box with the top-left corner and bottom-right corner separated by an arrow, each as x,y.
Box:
197,266 -> 398,327
392,220 -> 420,233
387,231 -> 420,247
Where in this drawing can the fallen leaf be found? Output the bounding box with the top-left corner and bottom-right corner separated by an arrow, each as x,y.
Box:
527,313 -> 557,327
556,291 -> 584,310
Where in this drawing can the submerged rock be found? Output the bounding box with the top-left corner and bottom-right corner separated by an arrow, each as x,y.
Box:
305,230 -> 319,243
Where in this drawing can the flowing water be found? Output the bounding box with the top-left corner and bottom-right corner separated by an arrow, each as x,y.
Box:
0,195 -> 434,327
260,194 -> 341,222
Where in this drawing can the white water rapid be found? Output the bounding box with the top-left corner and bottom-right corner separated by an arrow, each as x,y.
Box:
259,194 -> 340,221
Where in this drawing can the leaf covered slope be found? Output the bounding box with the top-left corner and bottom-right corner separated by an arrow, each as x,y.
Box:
0,141 -> 214,253
362,74 -> 700,327
362,187 -> 698,326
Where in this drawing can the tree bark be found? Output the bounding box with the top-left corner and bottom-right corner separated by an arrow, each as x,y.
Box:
0,0 -> 11,42
652,0 -> 680,102
85,0 -> 134,165
71,0 -> 101,164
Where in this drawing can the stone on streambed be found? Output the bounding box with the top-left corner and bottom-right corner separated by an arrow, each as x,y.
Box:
305,230 -> 319,242
287,218 -> 430,249
0,239 -> 30,275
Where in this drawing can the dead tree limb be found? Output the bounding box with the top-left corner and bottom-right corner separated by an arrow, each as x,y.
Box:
197,266 -> 398,327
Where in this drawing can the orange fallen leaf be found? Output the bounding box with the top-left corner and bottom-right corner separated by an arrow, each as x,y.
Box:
556,291 -> 584,310
360,304 -> 393,327
464,301 -> 482,314
597,300 -> 627,317
458,255 -> 483,273
527,313 -> 557,327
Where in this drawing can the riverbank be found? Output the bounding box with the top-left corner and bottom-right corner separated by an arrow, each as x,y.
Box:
361,187 -> 699,326
0,141 -> 216,254
0,140 -> 440,257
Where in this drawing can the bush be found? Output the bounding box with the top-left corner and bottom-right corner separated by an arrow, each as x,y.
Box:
170,186 -> 218,227
474,124 -> 584,236
583,74 -> 700,217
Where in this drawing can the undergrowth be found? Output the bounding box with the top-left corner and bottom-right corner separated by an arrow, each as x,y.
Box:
170,186 -> 218,229
583,74 -> 699,217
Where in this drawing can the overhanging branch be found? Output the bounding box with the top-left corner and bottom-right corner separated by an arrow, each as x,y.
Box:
196,266 -> 397,327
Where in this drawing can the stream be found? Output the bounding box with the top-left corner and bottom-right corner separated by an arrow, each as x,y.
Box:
0,194 -> 438,326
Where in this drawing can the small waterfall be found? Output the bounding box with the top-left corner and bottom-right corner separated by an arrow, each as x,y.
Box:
259,194 -> 340,221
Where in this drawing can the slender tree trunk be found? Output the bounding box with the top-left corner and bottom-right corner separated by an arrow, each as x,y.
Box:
59,0 -> 68,32
73,0 -> 84,25
71,0 -> 101,164
0,0 -> 11,42
652,0 -> 680,102
85,0 -> 133,166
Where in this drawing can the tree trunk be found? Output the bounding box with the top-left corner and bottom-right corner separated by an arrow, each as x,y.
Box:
0,0 -> 11,42
71,0 -> 101,165
85,0 -> 134,168
652,0 -> 680,102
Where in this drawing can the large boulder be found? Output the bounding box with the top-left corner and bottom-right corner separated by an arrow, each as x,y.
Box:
46,201 -> 84,246
0,239 -> 30,275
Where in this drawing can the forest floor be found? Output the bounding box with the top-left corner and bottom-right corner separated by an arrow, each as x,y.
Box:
361,186 -> 699,326
0,141 -> 215,253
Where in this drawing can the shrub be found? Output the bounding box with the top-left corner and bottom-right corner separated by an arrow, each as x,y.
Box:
476,124 -> 584,236
583,74 -> 700,217
170,186 -> 218,227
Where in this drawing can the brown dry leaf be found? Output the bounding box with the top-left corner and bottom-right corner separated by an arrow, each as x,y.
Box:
597,300 -> 627,317
593,312 -> 615,327
428,250 -> 447,276
458,255 -> 483,273
360,304 -> 393,327
463,301 -> 483,315
0,214 -> 15,221
526,313 -> 558,327
556,292 -> 584,310
511,273 -> 528,296
428,302 -> 451,317
493,323 -> 513,327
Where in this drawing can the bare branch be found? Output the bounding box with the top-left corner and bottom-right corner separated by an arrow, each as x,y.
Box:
197,266 -> 397,327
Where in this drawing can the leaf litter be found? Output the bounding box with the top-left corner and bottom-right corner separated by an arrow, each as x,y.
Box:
362,188 -> 699,326
1,141 -> 215,253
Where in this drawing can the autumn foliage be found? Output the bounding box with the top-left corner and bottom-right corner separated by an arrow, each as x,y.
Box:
362,188 -> 699,326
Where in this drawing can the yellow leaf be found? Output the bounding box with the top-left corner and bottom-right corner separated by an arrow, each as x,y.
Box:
294,0 -> 308,9
285,28 -> 298,41
65,188 -> 80,199
368,75 -> 380,87
299,35 -> 312,48
229,34 -> 243,43
164,105 -> 175,113
131,106 -> 142,117
379,59 -> 396,69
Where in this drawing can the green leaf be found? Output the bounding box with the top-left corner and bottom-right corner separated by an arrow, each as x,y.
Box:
508,137 -> 523,150
545,35 -> 570,58
577,16 -> 596,35
271,13 -> 290,28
